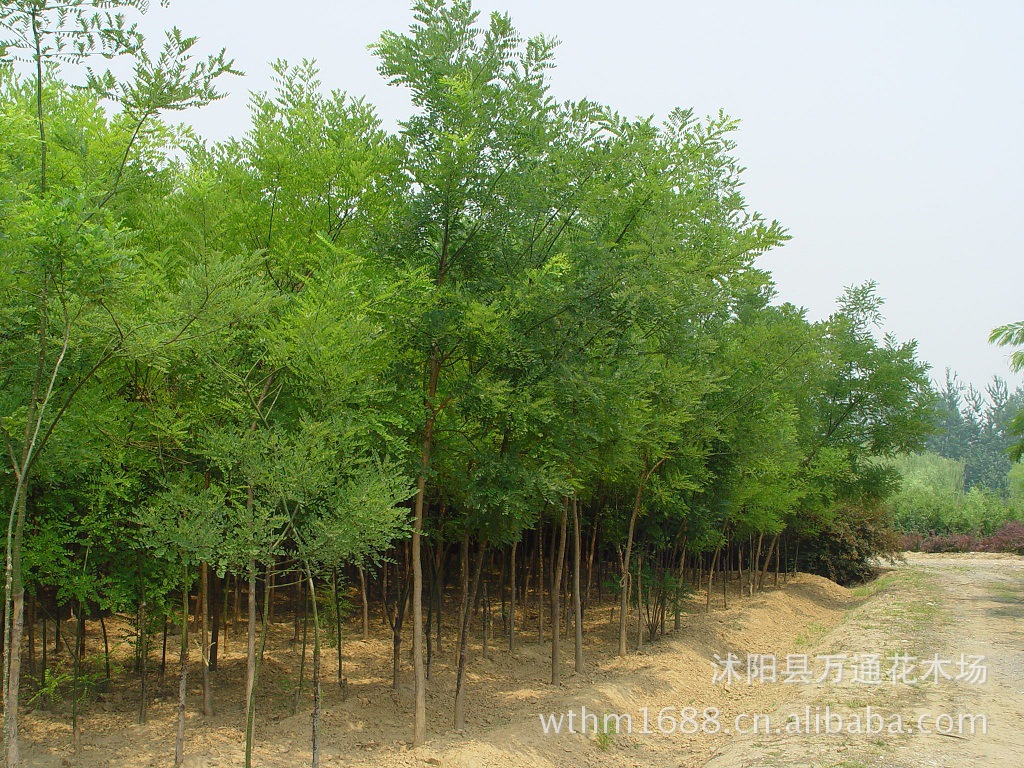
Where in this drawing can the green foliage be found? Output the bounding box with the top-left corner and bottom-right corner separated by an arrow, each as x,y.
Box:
0,4 -> 956,753
887,451 -> 1023,536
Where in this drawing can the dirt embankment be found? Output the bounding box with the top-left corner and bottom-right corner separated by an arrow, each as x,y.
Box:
21,572 -> 855,768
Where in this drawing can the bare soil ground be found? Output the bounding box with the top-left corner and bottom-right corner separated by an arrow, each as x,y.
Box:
18,554 -> 1024,767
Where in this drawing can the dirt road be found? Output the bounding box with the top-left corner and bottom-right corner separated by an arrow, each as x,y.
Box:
706,552 -> 1024,768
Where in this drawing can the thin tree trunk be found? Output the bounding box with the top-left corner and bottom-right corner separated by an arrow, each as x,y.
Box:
245,562 -> 257,726
210,573 -> 222,670
635,554 -> 644,650
536,524 -> 545,643
138,580 -> 148,724
358,566 -> 369,641
508,539 -> 518,653
584,515 -> 598,611
72,609 -> 83,757
99,613 -> 111,685
551,501 -> 568,685
482,581 -> 489,660
572,498 -> 583,673
758,533 -> 780,592
245,560 -> 272,768
706,544 -> 721,612
293,580 -> 309,715
160,615 -> 168,686
454,537 -> 485,730
410,347 -> 440,747
201,562 -> 213,717
307,573 -> 322,768
618,459 -> 665,656
332,569 -> 344,696
25,594 -> 34,679
175,574 -> 189,768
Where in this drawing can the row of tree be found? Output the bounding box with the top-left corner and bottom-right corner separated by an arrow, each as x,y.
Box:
1,1 -> 939,765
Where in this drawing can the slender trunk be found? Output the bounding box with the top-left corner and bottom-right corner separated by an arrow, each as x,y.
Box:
571,498 -> 583,673
774,539 -> 781,587
482,581 -> 489,661
618,487 -> 642,657
99,613 -> 111,685
434,539 -> 444,655
39,610 -> 47,711
454,537 -> 485,730
201,562 -> 213,717
175,573 -> 189,768
508,539 -> 518,654
674,540 -> 687,632
4,488 -> 28,768
332,569 -> 344,696
758,533 -> 780,592
722,542 -> 729,609
210,573 -> 222,671
584,516 -> 598,611
635,554 -> 644,650
753,533 -> 764,594
71,609 -> 83,757
411,348 -> 440,746
307,573 -> 322,768
25,595 -> 33,680
138,580 -> 148,724
160,616 -> 168,685
293,580 -> 309,715
706,544 -> 721,613
536,524 -> 545,643
245,562 -> 257,718
551,500 -> 568,685
358,567 -> 369,641
245,561 -> 272,768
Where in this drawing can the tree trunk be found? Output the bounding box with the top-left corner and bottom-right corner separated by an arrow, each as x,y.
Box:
201,562 -> 213,717
584,515 -> 598,611
551,501 -> 568,685
358,567 -> 369,641
571,498 -> 584,673
175,574 -> 189,768
293,580 -> 309,715
508,539 -> 518,654
758,533 -> 780,592
138,581 -> 148,724
454,537 -> 485,730
706,544 -> 721,613
332,569 -> 345,696
245,561 -> 257,727
410,348 -> 440,747
536,524 -> 545,643
307,573 -> 322,768
3,488 -> 28,768
210,573 -> 222,671
245,560 -> 272,768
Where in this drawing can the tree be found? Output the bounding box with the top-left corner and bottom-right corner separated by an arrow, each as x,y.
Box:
990,320 -> 1024,461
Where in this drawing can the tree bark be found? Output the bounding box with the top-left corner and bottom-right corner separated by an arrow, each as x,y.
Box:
410,349 -> 440,746
174,574 -> 189,768
201,562 -> 213,717
571,498 -> 584,673
454,537 -> 485,729
551,501 -> 568,685
508,539 -> 518,653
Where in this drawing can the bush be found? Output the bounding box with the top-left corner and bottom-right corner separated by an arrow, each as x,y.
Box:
899,521 -> 1024,555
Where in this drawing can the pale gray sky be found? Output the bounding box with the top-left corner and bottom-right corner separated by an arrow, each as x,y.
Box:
133,0 -> 1023,390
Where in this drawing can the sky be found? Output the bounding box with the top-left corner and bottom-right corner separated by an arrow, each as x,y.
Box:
127,0 -> 1022,391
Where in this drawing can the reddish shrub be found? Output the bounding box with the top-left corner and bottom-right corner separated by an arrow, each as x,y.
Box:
978,521 -> 1024,555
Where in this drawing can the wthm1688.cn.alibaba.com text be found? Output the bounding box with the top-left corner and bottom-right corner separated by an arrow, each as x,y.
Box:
538,706 -> 987,738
